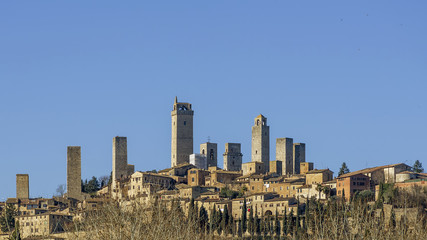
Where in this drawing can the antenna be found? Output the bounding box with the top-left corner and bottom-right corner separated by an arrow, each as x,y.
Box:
207,136 -> 211,143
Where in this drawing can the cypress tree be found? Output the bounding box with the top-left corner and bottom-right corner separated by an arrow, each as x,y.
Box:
287,208 -> 294,235
254,207 -> 260,236
282,208 -> 288,236
275,208 -> 280,237
199,206 -> 208,233
241,197 -> 247,234
221,205 -> 230,236
248,206 -> 254,236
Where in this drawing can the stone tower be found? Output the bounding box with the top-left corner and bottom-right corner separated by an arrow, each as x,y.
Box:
223,143 -> 243,171
276,138 -> 294,175
112,136 -> 134,180
16,174 -> 29,199
171,97 -> 194,167
67,146 -> 81,200
200,142 -> 217,168
251,114 -> 270,173
293,143 -> 306,174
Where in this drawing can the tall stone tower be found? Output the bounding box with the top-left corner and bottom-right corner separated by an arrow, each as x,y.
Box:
200,142 -> 217,168
293,143 -> 306,174
276,138 -> 294,175
67,146 -> 81,200
251,114 -> 270,173
223,143 -> 243,171
16,174 -> 29,199
171,97 -> 194,167
112,136 -> 134,180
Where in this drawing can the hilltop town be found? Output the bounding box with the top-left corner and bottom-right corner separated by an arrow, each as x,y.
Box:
1,97 -> 426,239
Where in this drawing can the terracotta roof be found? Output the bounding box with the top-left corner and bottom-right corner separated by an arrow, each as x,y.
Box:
306,169 -> 333,174
264,197 -> 295,202
338,163 -> 408,179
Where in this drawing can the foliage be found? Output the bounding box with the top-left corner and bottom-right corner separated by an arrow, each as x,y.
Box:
413,160 -> 424,173
338,162 -> 350,176
0,204 -> 17,233
82,176 -> 101,194
241,197 -> 247,233
219,186 -> 242,199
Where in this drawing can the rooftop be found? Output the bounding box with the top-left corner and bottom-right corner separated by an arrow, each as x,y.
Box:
338,163 -> 408,178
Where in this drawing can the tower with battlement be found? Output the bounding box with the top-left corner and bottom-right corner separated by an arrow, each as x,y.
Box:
223,143 -> 243,171
251,114 -> 270,173
171,97 -> 194,167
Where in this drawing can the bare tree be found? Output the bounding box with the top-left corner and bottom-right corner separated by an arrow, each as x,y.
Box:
56,184 -> 66,197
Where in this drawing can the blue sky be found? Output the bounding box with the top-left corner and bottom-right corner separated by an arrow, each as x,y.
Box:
0,1 -> 426,199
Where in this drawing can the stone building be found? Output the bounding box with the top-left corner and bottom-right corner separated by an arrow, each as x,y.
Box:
251,115 -> 269,173
242,162 -> 264,176
171,97 -> 194,167
187,168 -> 210,186
276,138 -> 293,175
16,213 -> 72,239
130,171 -> 176,190
337,173 -> 370,201
223,143 -> 243,171
189,154 -> 207,170
205,169 -> 242,187
305,169 -> 333,185
300,162 -> 314,175
158,163 -> 195,177
293,143 -> 306,174
112,136 -> 134,181
269,160 -> 282,175
200,142 -> 217,168
67,146 -> 82,200
16,174 -> 29,199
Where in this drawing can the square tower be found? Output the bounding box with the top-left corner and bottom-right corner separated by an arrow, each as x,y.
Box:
276,138 -> 293,175
293,143 -> 306,174
16,174 -> 29,199
251,114 -> 270,173
171,97 -> 194,167
270,160 -> 283,175
223,143 -> 243,171
113,136 -> 129,180
200,142 -> 217,168
67,146 -> 81,200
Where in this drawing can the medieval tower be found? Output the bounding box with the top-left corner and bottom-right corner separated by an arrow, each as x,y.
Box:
293,143 -> 306,174
251,114 -> 270,173
112,136 -> 134,181
223,143 -> 243,171
276,138 -> 294,175
171,97 -> 194,167
67,146 -> 81,200
16,174 -> 29,199
200,142 -> 217,168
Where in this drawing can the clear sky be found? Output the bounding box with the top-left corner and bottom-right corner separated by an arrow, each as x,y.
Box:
0,1 -> 426,200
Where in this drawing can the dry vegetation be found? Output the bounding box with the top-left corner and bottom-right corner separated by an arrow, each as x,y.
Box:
67,186 -> 427,240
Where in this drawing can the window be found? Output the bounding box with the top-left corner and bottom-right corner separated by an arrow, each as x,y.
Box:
192,178 -> 195,182
184,121 -> 186,125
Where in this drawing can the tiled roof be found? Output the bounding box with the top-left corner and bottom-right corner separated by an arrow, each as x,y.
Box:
306,169 -> 333,174
338,163 -> 408,179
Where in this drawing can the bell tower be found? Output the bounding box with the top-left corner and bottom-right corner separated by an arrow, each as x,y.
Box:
171,97 -> 194,167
